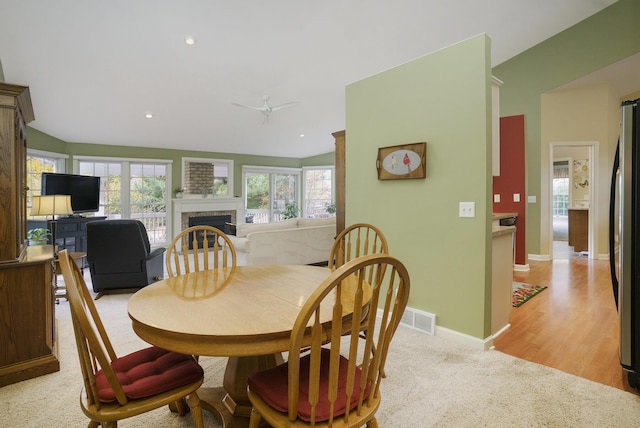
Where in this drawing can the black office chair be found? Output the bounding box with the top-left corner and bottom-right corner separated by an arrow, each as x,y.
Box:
87,219 -> 165,296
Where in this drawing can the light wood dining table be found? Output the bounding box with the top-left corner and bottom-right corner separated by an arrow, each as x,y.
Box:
127,264 -> 369,428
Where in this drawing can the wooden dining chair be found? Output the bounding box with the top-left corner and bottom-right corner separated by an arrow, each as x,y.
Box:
247,254 -> 410,428
57,250 -> 205,428
329,223 -> 389,271
166,225 -> 237,277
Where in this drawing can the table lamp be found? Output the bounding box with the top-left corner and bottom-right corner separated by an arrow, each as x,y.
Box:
31,194 -> 73,254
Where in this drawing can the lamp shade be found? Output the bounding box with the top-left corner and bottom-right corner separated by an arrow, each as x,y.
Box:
32,195 -> 73,216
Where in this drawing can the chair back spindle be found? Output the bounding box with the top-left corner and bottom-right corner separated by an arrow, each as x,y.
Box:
329,223 -> 389,270
166,225 -> 236,277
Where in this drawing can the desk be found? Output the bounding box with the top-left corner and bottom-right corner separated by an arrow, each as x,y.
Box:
128,264 -> 360,427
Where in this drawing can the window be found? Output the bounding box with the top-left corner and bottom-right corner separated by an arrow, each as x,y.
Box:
76,157 -> 172,245
130,163 -> 168,243
303,167 -> 334,218
26,150 -> 67,218
552,162 -> 570,217
79,161 -> 123,217
182,157 -> 233,198
243,166 -> 300,223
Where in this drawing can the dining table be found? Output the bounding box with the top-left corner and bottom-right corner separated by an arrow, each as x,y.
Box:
127,263 -> 369,428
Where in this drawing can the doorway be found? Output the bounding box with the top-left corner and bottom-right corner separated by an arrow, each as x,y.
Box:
549,142 -> 597,260
551,159 -> 572,259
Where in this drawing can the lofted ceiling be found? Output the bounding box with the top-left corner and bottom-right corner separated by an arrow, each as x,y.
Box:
0,0 -> 620,158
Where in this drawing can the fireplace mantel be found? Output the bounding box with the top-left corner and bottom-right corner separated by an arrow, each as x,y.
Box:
172,197 -> 245,239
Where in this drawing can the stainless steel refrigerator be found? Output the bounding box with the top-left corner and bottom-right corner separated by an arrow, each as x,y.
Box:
609,97 -> 640,388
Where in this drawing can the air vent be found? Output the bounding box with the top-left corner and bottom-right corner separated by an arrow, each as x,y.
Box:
398,307 -> 436,335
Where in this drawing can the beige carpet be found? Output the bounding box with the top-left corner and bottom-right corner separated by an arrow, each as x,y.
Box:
2,292 -> 640,427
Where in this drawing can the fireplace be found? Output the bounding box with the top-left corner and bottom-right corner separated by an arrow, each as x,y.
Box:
172,197 -> 245,243
188,215 -> 231,249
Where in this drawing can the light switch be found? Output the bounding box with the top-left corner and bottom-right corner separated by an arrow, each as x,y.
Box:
494,194 -> 500,203
459,202 -> 475,218
528,195 -> 537,203
513,193 -> 520,202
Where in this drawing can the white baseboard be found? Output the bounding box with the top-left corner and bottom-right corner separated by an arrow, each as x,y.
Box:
491,323 -> 511,340
435,325 -> 494,350
513,264 -> 529,272
528,253 -> 551,261
398,306 -> 506,350
529,253 -> 610,261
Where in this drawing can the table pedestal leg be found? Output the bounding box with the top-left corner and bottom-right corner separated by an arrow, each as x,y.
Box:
198,354 -> 284,427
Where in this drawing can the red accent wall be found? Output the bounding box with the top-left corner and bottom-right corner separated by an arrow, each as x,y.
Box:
493,115 -> 526,265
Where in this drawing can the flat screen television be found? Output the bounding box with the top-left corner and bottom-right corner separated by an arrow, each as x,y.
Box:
41,173 -> 101,214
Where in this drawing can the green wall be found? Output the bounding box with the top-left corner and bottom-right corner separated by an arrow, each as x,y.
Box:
26,128 -> 334,198
493,0 -> 640,256
346,34 -> 493,339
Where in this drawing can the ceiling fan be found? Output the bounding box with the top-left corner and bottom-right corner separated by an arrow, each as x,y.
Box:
232,95 -> 298,123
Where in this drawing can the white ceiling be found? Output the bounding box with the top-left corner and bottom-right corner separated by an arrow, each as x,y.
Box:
0,0 -> 621,158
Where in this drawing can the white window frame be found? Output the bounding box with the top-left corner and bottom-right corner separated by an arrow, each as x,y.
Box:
74,155 -> 173,246
302,166 -> 335,218
242,165 -> 302,222
26,149 -> 68,218
181,157 -> 234,198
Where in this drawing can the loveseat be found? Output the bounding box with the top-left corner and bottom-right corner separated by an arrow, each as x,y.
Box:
229,217 -> 336,265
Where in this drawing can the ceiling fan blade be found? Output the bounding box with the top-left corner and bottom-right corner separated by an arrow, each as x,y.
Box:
232,102 -> 267,112
270,101 -> 298,112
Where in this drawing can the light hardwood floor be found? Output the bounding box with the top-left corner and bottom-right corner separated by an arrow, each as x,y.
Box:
493,255 -> 638,394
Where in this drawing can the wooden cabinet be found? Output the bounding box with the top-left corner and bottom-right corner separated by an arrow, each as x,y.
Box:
568,209 -> 589,252
0,83 -> 33,262
0,82 -> 59,386
0,246 -> 57,386
51,216 -> 107,254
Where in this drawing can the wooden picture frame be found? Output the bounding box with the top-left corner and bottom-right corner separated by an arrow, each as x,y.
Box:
376,142 -> 426,180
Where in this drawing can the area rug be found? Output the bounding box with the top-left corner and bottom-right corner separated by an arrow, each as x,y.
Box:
512,281 -> 548,307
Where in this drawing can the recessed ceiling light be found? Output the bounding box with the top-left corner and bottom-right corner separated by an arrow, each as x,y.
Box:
145,112 -> 154,119
184,36 -> 196,45
299,134 -> 305,138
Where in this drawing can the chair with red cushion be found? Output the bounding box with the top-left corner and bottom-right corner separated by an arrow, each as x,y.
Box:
58,249 -> 205,428
247,254 -> 410,427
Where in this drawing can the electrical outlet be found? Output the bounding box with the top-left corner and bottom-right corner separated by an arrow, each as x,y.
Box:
513,193 -> 520,202
459,202 -> 475,218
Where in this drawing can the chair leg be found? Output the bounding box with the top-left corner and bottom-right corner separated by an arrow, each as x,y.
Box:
170,397 -> 189,415
249,407 -> 262,428
366,417 -> 379,428
88,422 -> 100,428
188,392 -> 204,428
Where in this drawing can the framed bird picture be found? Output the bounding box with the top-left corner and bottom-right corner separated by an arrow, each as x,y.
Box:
376,142 -> 426,180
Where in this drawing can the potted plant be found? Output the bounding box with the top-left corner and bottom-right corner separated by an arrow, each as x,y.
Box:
282,201 -> 300,219
173,186 -> 185,198
325,203 -> 336,215
27,228 -> 51,246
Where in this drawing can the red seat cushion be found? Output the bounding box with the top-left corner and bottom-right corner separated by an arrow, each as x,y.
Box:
248,348 -> 371,422
95,346 -> 203,403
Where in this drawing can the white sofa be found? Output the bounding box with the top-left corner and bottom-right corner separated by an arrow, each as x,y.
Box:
229,217 -> 336,265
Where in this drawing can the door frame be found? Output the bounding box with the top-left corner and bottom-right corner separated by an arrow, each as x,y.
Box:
549,141 -> 598,259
